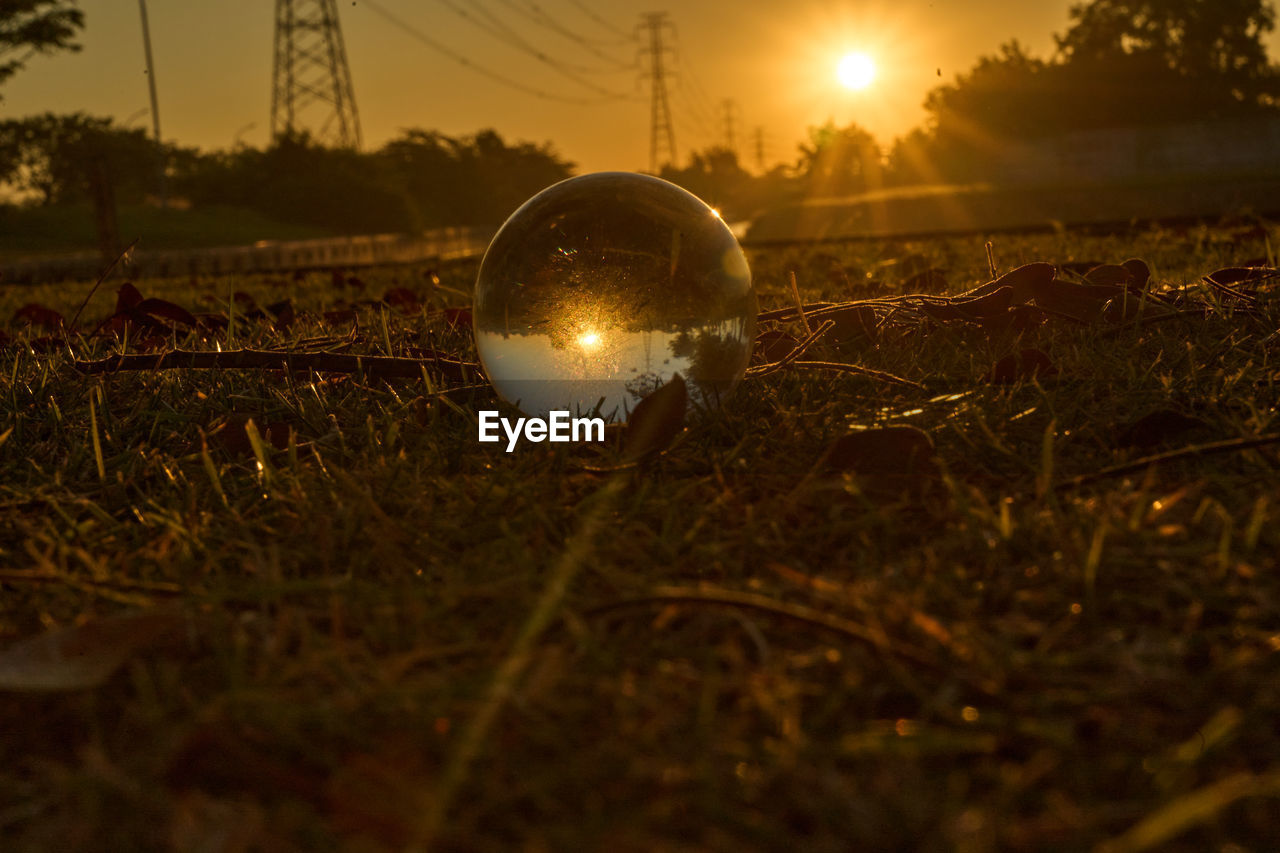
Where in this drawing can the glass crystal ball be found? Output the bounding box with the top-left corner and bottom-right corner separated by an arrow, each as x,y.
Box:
473,172 -> 756,421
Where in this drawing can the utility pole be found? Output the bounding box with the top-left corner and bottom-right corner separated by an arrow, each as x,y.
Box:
271,0 -> 362,149
719,99 -> 740,158
137,0 -> 166,206
637,12 -> 677,173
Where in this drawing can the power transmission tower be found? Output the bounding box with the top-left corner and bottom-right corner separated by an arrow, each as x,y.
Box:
753,126 -> 766,172
271,0 -> 362,149
719,98 -> 740,157
637,12 -> 677,173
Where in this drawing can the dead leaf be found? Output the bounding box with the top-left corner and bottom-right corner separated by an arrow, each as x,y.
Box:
1121,258 -> 1151,289
987,348 -> 1057,384
958,262 -> 1055,303
210,415 -> 292,456
824,426 -> 936,475
1205,267 -> 1277,286
922,287 -> 1015,323
1117,410 -> 1211,449
1030,278 -> 1121,322
0,610 -> 184,691
441,307 -> 472,328
134,297 -> 198,328
383,287 -> 420,314
1083,264 -> 1133,287
754,329 -> 799,363
12,303 -> 64,330
114,282 -> 144,314
622,374 -> 687,461
822,305 -> 879,344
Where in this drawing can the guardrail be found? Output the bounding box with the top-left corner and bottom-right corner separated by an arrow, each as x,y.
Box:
0,225 -> 496,285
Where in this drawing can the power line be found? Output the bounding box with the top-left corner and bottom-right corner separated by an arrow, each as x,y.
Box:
492,0 -> 637,68
431,0 -> 636,94
563,0 -> 633,42
638,12 -> 677,172
358,0 -> 630,104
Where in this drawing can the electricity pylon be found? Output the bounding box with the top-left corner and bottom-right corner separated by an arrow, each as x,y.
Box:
638,12 -> 677,173
271,0 -> 362,149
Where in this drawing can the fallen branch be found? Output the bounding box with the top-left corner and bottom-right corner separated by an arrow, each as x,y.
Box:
72,348 -> 481,382
1057,432 -> 1280,491
766,359 -> 924,389
746,319 -> 835,378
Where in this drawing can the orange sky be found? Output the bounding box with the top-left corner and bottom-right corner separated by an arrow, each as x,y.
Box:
4,1 -> 1277,173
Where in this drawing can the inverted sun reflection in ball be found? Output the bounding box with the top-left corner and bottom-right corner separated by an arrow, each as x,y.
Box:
473,172 -> 757,421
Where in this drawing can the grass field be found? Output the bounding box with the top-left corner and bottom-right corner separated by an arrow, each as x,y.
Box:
1,222 -> 1278,851
0,203 -> 333,260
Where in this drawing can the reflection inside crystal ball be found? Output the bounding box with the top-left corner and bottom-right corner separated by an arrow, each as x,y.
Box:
473,172 -> 757,421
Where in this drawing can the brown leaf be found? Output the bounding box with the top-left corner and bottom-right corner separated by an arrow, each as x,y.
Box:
382,287 -> 419,314
958,262 -> 1055,303
753,329 -> 799,363
12,303 -> 65,330
1205,266 -> 1279,289
823,305 -> 879,344
266,299 -> 295,330
1059,260 -> 1105,277
134,297 -> 198,328
1117,410 -> 1211,449
937,286 -> 1020,325
622,374 -> 687,461
0,610 -> 184,691
1083,264 -> 1133,287
441,307 -> 472,328
1029,278 -> 1121,322
987,348 -> 1057,384
114,282 -> 144,314
1121,258 -> 1151,289
210,415 -> 292,456
824,426 -> 936,475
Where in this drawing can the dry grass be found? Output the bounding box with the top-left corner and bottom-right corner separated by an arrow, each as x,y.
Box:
1,221 -> 1278,851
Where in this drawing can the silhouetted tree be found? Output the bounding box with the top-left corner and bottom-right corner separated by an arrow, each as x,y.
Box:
796,122 -> 882,197
887,0 -> 1280,183
659,146 -> 753,217
0,0 -> 83,98
0,113 -> 161,205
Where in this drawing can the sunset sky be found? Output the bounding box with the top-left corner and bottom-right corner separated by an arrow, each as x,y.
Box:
5,1 -> 1279,173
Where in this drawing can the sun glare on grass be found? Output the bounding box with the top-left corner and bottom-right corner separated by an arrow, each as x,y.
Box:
836,52 -> 876,90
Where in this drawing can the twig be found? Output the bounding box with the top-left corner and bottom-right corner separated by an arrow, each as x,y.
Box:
754,359 -> 923,389
1201,275 -> 1259,304
758,301 -> 835,322
746,319 -> 835,377
1057,432 -> 1280,491
788,270 -> 813,336
67,239 -> 140,330
72,348 -> 481,382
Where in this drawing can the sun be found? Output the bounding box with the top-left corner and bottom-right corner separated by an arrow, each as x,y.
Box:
836,52 -> 876,90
